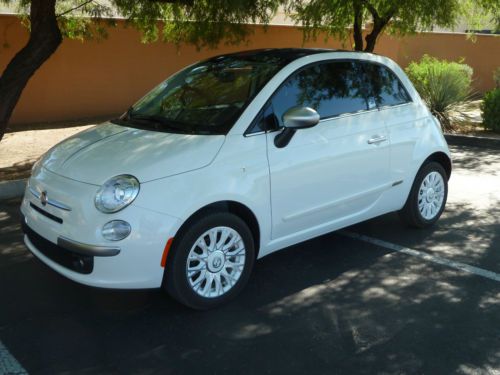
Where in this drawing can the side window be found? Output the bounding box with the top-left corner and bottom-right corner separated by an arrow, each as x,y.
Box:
362,62 -> 412,107
271,61 -> 370,125
246,104 -> 278,134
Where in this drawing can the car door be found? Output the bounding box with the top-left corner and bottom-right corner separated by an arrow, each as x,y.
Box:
361,62 -> 419,195
265,60 -> 392,242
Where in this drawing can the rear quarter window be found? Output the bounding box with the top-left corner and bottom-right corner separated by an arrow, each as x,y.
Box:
362,62 -> 412,107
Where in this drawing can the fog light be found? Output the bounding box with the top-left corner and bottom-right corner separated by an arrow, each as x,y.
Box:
102,220 -> 131,241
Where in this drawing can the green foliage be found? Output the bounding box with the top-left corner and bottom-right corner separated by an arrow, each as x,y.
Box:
476,0 -> 500,31
286,0 -> 463,51
113,0 -> 280,48
481,89 -> 500,132
55,0 -> 116,40
1,0 -> 281,47
461,0 -> 500,34
1,0 -> 497,51
2,0 -> 116,40
285,0 -> 353,46
406,55 -> 474,131
494,67 -> 500,89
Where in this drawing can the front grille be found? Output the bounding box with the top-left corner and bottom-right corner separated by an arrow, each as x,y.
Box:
30,202 -> 63,224
22,218 -> 93,274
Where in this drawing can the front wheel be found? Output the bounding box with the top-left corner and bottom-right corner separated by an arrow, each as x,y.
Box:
399,162 -> 448,228
163,212 -> 255,310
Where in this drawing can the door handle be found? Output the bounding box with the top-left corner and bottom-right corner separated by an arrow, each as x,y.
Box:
367,135 -> 387,145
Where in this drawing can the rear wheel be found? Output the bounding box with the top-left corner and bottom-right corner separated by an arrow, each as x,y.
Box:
399,162 -> 448,228
163,212 -> 255,310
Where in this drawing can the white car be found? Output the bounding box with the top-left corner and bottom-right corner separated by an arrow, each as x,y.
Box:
21,49 -> 451,309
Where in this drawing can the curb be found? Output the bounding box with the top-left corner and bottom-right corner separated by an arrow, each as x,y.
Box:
0,179 -> 26,200
445,134 -> 500,149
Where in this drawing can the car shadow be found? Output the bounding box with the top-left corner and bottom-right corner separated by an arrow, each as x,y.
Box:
1,197 -> 499,374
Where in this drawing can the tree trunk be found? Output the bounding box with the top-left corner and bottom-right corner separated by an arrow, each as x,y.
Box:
352,1 -> 364,51
363,4 -> 395,53
0,0 -> 62,142
363,19 -> 386,52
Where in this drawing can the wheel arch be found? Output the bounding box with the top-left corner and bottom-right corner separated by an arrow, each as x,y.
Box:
174,201 -> 261,258
423,151 -> 452,180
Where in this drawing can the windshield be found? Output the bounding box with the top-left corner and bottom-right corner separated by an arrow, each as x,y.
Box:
113,54 -> 288,135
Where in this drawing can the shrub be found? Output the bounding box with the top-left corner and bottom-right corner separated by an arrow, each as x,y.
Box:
405,55 -> 473,131
494,67 -> 500,89
481,88 -> 500,132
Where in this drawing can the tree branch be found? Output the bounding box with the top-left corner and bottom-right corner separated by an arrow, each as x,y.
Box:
382,5 -> 398,23
360,1 -> 399,52
360,0 -> 380,23
56,0 -> 95,18
363,9 -> 396,52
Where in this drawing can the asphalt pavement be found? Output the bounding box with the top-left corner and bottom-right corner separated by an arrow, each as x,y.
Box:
1,144 -> 499,375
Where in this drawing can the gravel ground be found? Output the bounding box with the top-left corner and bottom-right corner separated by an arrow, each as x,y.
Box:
0,125 -> 94,181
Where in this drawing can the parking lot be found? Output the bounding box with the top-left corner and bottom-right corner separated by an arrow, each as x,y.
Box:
1,143 -> 499,375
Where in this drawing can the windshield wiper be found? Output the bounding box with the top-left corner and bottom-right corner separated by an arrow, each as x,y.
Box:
126,113 -> 190,133
114,110 -> 221,135
123,106 -> 133,120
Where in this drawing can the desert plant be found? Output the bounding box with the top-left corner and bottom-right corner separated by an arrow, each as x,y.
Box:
481,88 -> 500,132
405,55 -> 474,131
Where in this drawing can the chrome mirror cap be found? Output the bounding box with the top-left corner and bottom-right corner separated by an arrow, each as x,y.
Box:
282,106 -> 320,129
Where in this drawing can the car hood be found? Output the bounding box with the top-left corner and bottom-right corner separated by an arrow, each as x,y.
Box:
40,122 -> 225,185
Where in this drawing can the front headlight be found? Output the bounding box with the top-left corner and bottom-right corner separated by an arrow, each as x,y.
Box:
94,175 -> 140,213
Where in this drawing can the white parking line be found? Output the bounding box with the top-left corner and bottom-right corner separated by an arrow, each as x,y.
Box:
341,231 -> 500,283
0,340 -> 28,375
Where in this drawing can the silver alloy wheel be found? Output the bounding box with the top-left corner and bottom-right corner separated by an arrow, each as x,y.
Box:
418,171 -> 445,220
186,226 -> 246,298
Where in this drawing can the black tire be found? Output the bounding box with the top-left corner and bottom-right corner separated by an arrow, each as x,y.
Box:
163,211 -> 255,310
399,161 -> 448,228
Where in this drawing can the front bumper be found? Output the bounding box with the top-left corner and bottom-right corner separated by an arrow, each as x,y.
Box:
21,168 -> 182,289
22,218 -> 121,274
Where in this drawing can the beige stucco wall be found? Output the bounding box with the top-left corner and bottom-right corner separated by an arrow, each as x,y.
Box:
1,14 -> 499,125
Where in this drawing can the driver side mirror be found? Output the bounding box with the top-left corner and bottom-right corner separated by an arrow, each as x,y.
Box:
275,107 -> 320,148
283,106 -> 320,129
